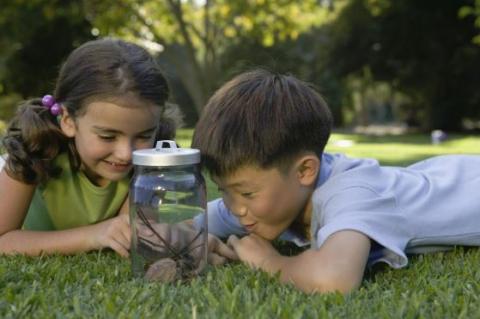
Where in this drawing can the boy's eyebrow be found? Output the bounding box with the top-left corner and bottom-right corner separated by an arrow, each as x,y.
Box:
225,182 -> 244,188
92,126 -> 157,134
213,179 -> 243,189
213,176 -> 255,189
225,181 -> 256,189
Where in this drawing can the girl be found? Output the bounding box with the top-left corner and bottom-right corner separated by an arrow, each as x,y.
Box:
0,38 -> 174,258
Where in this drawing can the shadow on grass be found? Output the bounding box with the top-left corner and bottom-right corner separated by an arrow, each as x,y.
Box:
273,240 -> 308,256
362,245 -> 480,285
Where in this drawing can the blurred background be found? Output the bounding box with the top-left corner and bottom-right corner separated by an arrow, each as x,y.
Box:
0,0 -> 479,133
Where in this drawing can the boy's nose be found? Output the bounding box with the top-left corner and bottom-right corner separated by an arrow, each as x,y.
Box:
233,205 -> 248,218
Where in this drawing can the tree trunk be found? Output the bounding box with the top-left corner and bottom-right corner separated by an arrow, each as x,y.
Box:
161,44 -> 208,116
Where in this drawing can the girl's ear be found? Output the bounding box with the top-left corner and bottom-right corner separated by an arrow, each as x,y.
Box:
59,107 -> 76,138
294,154 -> 321,187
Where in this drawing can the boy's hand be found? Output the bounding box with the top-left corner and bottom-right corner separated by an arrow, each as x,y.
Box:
207,232 -> 238,265
230,231 -> 371,294
227,233 -> 280,269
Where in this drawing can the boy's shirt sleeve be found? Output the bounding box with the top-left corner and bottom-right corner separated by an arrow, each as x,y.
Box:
311,184 -> 411,268
311,153 -> 480,269
193,198 -> 247,238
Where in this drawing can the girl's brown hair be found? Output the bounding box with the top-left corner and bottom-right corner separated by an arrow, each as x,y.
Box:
3,38 -> 171,184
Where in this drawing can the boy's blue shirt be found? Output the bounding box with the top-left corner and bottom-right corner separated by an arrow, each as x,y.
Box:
194,152 -> 480,268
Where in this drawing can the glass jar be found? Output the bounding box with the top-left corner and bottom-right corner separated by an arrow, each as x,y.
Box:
130,140 -> 207,282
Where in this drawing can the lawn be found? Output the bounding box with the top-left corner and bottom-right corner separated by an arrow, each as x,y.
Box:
1,130 -> 480,318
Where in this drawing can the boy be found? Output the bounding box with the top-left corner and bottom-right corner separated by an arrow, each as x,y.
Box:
191,69 -> 480,294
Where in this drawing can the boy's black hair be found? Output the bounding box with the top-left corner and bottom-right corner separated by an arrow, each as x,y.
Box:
192,69 -> 333,177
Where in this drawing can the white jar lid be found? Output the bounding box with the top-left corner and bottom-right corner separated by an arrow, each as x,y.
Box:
132,140 -> 200,166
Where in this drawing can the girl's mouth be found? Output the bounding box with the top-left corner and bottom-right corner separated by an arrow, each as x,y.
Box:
104,160 -> 131,171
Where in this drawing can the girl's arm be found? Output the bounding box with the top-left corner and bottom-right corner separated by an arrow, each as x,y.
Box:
0,170 -> 131,257
227,230 -> 371,294
118,195 -> 130,215
0,169 -> 36,234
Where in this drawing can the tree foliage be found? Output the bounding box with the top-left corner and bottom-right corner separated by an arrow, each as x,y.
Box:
1,0 -> 479,130
326,0 -> 480,130
84,0 -> 333,116
0,0 -> 94,98
459,0 -> 480,45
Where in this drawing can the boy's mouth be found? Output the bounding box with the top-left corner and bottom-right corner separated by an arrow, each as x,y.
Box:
243,222 -> 257,231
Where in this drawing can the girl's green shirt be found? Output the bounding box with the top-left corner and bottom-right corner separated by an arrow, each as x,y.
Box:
23,153 -> 129,230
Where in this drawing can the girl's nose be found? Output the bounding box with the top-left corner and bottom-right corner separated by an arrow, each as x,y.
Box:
116,140 -> 133,162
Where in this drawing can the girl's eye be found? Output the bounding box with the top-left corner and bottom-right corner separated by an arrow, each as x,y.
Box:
241,192 -> 254,198
99,135 -> 115,141
137,135 -> 153,140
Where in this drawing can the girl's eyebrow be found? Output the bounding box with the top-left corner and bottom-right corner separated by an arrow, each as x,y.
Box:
92,126 -> 157,134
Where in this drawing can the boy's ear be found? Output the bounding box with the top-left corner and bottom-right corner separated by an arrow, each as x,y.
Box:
59,107 -> 76,138
294,154 -> 320,187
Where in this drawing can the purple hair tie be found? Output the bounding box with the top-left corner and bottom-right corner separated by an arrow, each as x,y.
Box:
41,94 -> 62,116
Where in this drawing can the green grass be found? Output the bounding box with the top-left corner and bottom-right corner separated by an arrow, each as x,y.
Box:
2,130 -> 480,318
327,133 -> 480,166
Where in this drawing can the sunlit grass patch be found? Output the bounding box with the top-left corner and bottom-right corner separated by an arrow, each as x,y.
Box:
2,130 -> 480,318
327,132 -> 480,166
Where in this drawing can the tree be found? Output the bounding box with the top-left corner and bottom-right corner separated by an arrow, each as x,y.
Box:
0,0 -> 94,98
459,0 -> 480,45
326,0 -> 480,131
84,0 -> 333,116
0,0 -> 95,121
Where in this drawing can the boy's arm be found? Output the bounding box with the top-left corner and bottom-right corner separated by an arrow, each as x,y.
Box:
227,230 -> 371,294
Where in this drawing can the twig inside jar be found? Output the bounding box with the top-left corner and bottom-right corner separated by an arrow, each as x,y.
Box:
136,206 -> 204,281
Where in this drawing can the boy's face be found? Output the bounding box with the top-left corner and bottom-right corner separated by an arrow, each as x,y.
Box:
213,164 -> 313,241
60,96 -> 160,186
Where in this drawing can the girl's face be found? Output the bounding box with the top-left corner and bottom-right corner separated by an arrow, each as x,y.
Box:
60,96 -> 161,186
213,163 -> 314,241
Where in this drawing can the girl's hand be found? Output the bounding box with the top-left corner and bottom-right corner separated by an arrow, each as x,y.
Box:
138,222 -> 238,265
90,214 -> 131,258
227,233 -> 280,269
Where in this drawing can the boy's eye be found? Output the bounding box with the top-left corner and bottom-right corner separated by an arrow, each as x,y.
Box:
137,135 -> 153,140
241,192 -> 254,198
